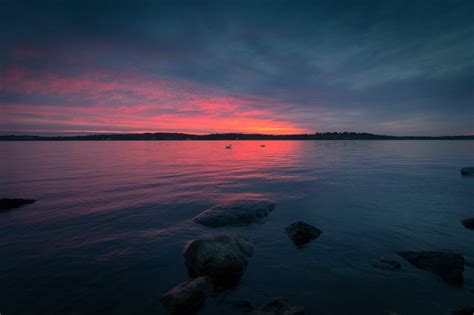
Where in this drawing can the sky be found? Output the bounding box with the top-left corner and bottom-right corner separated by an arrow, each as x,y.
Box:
1,0 -> 473,136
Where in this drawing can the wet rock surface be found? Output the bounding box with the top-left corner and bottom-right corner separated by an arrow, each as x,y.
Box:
398,251 -> 464,287
193,200 -> 275,227
373,257 -> 401,270
256,297 -> 304,315
284,221 -> 322,246
0,198 -> 36,211
161,276 -> 213,315
183,235 -> 254,288
461,218 -> 474,230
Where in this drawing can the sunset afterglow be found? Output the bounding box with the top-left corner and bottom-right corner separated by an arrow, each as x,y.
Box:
1,1 -> 473,136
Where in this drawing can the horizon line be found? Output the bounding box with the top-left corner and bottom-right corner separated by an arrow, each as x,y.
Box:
1,131 -> 473,139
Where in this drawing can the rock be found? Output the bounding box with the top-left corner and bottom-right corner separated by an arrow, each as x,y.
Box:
452,306 -> 474,315
461,218 -> 474,230
398,251 -> 464,287
284,221 -> 322,246
224,300 -> 254,312
0,198 -> 36,211
373,257 -> 401,271
461,167 -> 474,175
161,276 -> 213,315
256,297 -> 304,315
183,235 -> 254,288
193,200 -> 275,227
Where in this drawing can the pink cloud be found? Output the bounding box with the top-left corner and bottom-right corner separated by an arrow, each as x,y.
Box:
1,67 -> 310,134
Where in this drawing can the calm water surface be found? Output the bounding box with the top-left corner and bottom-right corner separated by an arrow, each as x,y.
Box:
0,141 -> 473,315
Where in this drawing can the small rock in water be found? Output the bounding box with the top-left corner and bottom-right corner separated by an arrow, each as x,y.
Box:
373,257 -> 401,271
0,198 -> 36,211
452,306 -> 474,315
224,300 -> 254,312
193,199 -> 275,227
256,297 -> 304,315
183,235 -> 254,288
398,251 -> 464,287
285,221 -> 322,246
461,167 -> 474,175
461,218 -> 474,230
161,276 -> 213,315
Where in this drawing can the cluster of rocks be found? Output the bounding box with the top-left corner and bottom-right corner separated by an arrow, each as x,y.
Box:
162,186 -> 474,314
161,235 -> 254,314
162,199 -> 317,314
369,167 -> 474,313
372,167 -> 473,314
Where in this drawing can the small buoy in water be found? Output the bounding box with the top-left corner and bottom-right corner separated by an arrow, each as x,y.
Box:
461,167 -> 474,175
260,144 -> 266,147
225,144 -> 232,149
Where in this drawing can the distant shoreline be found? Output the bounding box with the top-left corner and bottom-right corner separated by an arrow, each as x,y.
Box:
1,132 -> 473,141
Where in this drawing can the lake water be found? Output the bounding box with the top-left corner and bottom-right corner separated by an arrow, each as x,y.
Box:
0,140 -> 473,315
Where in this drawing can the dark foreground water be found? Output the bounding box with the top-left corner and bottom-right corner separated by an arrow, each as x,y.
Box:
0,140 -> 473,315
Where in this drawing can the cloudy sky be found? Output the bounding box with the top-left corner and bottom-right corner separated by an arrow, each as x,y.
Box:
1,0 -> 473,135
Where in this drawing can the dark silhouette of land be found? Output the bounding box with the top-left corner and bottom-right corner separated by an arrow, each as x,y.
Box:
1,132 -> 473,141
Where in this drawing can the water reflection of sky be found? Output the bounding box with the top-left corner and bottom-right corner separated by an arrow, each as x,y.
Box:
0,140 -> 473,314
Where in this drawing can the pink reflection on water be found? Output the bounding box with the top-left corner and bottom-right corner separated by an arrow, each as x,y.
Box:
0,141 -> 304,222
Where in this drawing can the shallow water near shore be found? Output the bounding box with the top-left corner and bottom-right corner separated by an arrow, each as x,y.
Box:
0,140 -> 473,315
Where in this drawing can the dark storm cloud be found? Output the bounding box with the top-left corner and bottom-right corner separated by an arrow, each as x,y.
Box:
1,0 -> 473,135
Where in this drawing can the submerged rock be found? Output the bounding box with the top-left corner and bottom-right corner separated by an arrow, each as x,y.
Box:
224,300 -> 254,312
461,167 -> 474,175
0,198 -> 36,211
461,218 -> 474,230
373,257 -> 401,271
256,297 -> 304,315
398,251 -> 464,287
284,221 -> 322,246
452,306 -> 474,315
183,235 -> 254,288
161,276 -> 213,315
193,200 -> 275,227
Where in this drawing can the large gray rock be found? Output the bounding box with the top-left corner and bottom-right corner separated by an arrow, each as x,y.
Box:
461,218 -> 474,230
161,276 -> 213,315
284,221 -> 321,246
193,200 -> 275,227
398,251 -> 464,287
183,235 -> 254,288
461,167 -> 474,175
0,198 -> 36,211
256,297 -> 304,315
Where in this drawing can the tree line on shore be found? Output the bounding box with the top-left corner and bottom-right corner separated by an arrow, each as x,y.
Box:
1,132 -> 473,141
